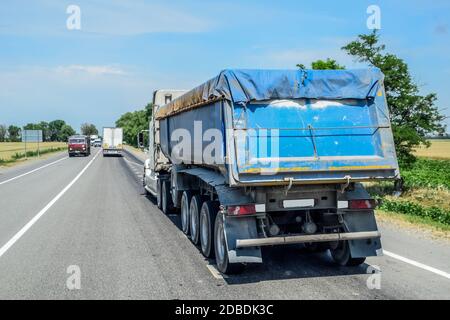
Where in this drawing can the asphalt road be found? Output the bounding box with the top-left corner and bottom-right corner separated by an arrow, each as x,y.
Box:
0,148 -> 449,299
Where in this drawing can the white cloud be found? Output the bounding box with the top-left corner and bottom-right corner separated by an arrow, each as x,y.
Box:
55,65 -> 126,76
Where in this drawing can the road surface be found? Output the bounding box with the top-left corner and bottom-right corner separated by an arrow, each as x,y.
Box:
0,148 -> 449,299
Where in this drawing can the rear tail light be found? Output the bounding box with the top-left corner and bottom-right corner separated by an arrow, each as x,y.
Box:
348,199 -> 377,210
226,204 -> 256,216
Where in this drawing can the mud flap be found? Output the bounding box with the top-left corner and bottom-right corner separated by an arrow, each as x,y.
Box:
224,216 -> 262,264
343,211 -> 382,258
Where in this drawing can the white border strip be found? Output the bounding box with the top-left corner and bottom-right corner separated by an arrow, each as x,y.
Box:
384,250 -> 450,280
0,150 -> 100,259
0,156 -> 68,186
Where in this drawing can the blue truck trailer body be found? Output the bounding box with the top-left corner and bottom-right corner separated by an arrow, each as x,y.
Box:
156,69 -> 399,185
144,69 -> 400,274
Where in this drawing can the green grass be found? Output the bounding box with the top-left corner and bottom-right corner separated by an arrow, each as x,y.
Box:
378,197 -> 450,225
367,157 -> 450,229
376,210 -> 450,234
401,158 -> 450,190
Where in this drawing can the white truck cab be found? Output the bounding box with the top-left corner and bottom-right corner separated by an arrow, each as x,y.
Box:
143,90 -> 187,196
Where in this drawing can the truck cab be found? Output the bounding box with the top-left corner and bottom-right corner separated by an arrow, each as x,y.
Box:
143,90 -> 187,196
68,135 -> 91,157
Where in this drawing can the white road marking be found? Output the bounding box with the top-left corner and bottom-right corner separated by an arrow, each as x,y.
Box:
0,150 -> 101,259
206,264 -> 228,280
384,250 -> 450,280
0,156 -> 68,186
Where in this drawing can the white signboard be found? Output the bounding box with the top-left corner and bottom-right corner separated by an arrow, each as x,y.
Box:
22,130 -> 43,143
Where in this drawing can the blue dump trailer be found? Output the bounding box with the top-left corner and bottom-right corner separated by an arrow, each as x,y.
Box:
142,69 -> 400,274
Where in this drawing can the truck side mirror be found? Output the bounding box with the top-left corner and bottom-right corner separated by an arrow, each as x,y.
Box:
138,132 -> 145,149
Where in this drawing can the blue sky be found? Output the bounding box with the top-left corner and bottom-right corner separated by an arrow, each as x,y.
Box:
1,0 -> 449,133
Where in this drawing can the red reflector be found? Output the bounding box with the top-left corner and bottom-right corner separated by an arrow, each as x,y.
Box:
227,205 -> 256,216
349,199 -> 376,210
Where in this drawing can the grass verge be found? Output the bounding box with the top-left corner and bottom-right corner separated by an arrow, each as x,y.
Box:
0,146 -> 66,166
376,210 -> 450,240
378,197 -> 450,225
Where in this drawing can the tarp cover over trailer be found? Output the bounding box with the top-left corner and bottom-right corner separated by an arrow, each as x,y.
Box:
155,69 -> 383,119
157,69 -> 399,186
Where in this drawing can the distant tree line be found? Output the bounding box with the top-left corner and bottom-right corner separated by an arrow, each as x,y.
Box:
116,103 -> 152,147
0,120 -> 99,143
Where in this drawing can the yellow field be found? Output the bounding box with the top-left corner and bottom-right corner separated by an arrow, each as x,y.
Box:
414,139 -> 450,160
0,142 -> 67,161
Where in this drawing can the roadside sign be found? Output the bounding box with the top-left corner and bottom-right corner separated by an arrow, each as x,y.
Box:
22,130 -> 43,143
22,129 -> 43,158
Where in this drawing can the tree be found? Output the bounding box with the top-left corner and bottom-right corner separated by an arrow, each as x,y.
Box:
297,58 -> 345,70
39,121 -> 50,141
80,123 -> 98,136
49,120 -> 66,141
59,124 -> 76,142
116,104 -> 150,147
342,31 -> 446,165
311,58 -> 345,70
145,103 -> 153,121
7,125 -> 21,142
0,125 -> 8,142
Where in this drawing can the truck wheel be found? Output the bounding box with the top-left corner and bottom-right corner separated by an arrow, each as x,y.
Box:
161,180 -> 173,215
330,241 -> 366,266
181,191 -> 193,235
214,213 -> 245,274
200,201 -> 219,258
156,179 -> 162,209
189,195 -> 203,245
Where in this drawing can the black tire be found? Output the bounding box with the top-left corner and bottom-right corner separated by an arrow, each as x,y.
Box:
181,191 -> 193,235
330,241 -> 366,266
156,179 -> 162,209
161,180 -> 173,215
214,213 -> 245,274
200,201 -> 219,258
189,195 -> 203,245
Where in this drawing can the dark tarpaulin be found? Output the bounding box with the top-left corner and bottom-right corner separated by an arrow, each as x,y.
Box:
155,68 -> 384,119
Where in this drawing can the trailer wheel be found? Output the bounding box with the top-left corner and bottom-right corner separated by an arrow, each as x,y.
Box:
200,201 -> 219,258
156,179 -> 162,209
330,241 -> 366,266
161,180 -> 173,215
214,213 -> 245,274
189,195 -> 202,245
189,195 -> 203,245
181,191 -> 193,235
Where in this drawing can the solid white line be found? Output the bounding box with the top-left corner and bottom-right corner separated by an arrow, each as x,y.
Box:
0,150 -> 101,259
206,264 -> 228,280
0,156 -> 68,186
384,250 -> 450,280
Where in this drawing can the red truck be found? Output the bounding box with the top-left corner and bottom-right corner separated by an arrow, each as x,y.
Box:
68,135 -> 91,157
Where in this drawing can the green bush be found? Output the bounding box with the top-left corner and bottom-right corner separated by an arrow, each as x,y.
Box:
4,147 -> 66,162
401,158 -> 450,190
379,198 -> 450,225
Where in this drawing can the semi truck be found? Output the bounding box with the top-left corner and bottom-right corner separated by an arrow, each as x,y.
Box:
142,69 -> 400,274
102,127 -> 123,157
